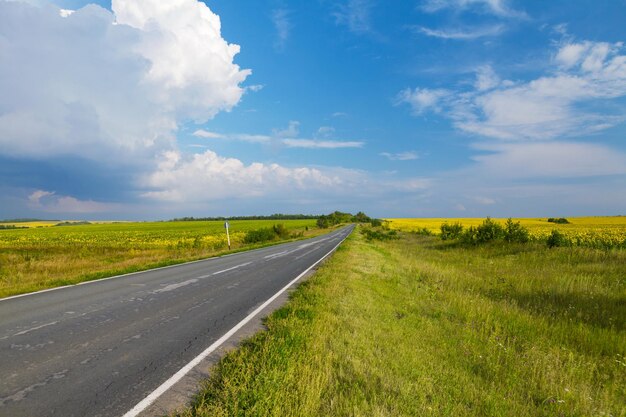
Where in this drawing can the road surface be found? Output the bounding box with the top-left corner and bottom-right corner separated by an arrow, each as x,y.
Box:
0,225 -> 353,417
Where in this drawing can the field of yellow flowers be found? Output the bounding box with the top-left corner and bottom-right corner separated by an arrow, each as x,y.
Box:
0,219 -> 318,298
385,217 -> 626,249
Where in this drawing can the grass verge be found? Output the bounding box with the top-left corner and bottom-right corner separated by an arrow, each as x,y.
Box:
0,220 -> 329,298
173,227 -> 626,417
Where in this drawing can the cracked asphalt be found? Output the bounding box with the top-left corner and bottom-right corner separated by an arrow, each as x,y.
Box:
0,225 -> 353,417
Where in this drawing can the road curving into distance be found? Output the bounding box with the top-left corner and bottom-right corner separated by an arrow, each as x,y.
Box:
0,225 -> 354,417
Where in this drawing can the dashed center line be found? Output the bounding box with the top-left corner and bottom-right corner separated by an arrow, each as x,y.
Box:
153,279 -> 198,294
211,262 -> 252,276
13,321 -> 59,337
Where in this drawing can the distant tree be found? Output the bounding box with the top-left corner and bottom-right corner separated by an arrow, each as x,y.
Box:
316,210 -> 376,228
547,217 -> 570,224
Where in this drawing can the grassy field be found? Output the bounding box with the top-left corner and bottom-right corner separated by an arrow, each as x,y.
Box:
0,219 -> 318,298
174,226 -> 626,417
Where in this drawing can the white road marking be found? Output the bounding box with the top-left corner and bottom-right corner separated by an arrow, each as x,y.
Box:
294,246 -> 321,260
152,279 -> 198,294
211,262 -> 252,276
297,242 -> 315,249
263,250 -> 290,259
122,227 -> 352,417
13,321 -> 59,337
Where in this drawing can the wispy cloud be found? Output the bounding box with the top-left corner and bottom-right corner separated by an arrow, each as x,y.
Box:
193,129 -> 224,139
193,129 -> 271,144
380,151 -> 419,161
333,0 -> 374,34
283,139 -> 364,149
416,24 -> 505,40
473,65 -> 501,91
245,84 -> 264,93
420,0 -> 526,18
273,120 -> 300,138
395,88 -> 450,115
272,8 -> 292,51
194,122 -> 363,148
315,126 -> 336,138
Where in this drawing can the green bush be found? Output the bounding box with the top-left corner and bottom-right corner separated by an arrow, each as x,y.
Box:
503,218 -> 530,243
272,223 -> 289,239
547,217 -> 570,224
547,229 -> 570,248
460,226 -> 478,245
244,228 -> 278,244
475,217 -> 505,243
244,223 -> 293,244
440,222 -> 463,240
316,217 -> 330,228
414,227 -> 434,236
361,228 -> 398,241
370,218 -> 382,227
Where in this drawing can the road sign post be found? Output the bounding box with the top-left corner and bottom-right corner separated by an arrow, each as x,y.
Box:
224,221 -> 231,250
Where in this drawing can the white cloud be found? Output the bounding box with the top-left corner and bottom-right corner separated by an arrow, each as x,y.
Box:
27,190 -> 117,213
474,65 -> 500,90
282,139 -> 364,149
332,112 -> 348,117
271,8 -> 291,51
380,151 -> 419,161
555,43 -> 589,69
142,150 -> 349,202
417,24 -> 504,40
193,129 -> 225,139
141,150 -> 430,204
192,129 -> 271,143
396,88 -> 450,115
28,190 -> 55,205
0,0 -> 249,160
112,0 -> 250,122
400,40 -> 626,141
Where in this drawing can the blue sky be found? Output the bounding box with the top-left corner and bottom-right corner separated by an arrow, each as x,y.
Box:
1,0 -> 625,219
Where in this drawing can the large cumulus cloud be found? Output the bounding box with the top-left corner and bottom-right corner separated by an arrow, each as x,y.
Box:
0,0 -> 250,160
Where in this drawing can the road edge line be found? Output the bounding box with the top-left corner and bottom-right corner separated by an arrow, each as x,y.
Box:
122,226 -> 352,417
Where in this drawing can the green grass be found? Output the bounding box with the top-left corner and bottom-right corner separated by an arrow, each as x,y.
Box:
0,219 -> 319,298
174,227 -> 626,417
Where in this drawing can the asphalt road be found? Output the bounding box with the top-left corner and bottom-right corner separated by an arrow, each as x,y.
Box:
0,225 -> 353,417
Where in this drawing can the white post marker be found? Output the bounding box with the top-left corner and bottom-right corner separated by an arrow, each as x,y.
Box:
224,221 -> 231,250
